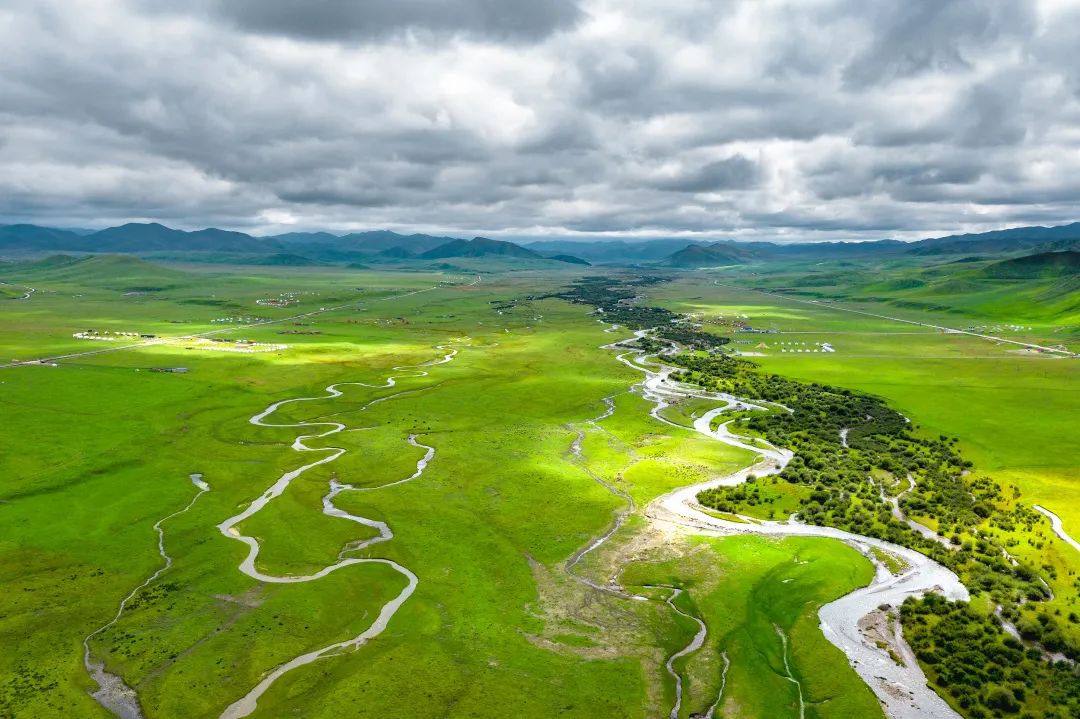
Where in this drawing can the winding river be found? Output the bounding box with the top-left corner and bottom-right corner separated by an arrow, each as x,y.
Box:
83,474 -> 210,718
586,331 -> 968,719
85,311 -> 977,718
217,344 -> 464,719
82,343 -> 464,719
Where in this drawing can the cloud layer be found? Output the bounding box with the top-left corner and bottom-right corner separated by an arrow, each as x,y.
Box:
1,0 -> 1079,240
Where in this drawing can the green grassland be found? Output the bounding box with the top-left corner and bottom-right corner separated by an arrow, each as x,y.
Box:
708,254 -> 1080,344
0,259 -> 883,718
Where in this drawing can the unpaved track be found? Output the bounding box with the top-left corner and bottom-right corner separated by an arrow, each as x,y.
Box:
713,281 -> 1073,356
0,280 -> 35,300
601,332 -> 966,719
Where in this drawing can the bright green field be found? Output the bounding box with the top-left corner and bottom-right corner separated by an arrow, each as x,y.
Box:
0,259 -> 878,718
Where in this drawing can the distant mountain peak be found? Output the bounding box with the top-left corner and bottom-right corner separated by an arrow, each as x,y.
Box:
664,244 -> 746,267
419,236 -> 543,260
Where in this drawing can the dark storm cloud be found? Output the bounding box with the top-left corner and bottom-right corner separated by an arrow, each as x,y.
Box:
146,0 -> 584,42
956,81 -> 1029,148
806,153 -> 992,202
576,46 -> 661,104
840,0 -> 1036,89
650,156 -> 761,193
0,0 -> 1078,240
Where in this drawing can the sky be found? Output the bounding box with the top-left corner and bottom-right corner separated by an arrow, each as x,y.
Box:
2,0 -> 1080,242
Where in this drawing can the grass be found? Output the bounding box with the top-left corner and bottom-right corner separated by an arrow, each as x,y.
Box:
2,266 -> 655,717
0,262 -> 868,719
620,535 -> 880,719
4,258 -> 1070,718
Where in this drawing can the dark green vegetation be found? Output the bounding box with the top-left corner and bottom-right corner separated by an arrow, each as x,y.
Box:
549,276 -> 730,349
640,271 -> 1079,718
902,595 -> 1080,718
982,250 -> 1080,279
672,351 -> 1080,716
554,271 -> 1079,716
545,254 -> 591,266
548,274 -> 677,328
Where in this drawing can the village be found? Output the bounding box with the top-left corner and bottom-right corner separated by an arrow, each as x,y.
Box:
73,330 -> 156,342
964,323 -> 1035,333
255,291 -> 309,308
72,328 -> 287,354
699,312 -> 839,356
211,315 -> 269,324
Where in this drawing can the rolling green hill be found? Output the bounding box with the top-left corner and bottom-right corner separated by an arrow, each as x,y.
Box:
981,250 -> 1080,279
419,236 -> 545,260
665,243 -> 748,267
0,224 -> 89,251
89,223 -> 281,253
8,254 -> 191,289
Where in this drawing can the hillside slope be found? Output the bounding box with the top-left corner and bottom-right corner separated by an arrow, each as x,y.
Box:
665,244 -> 748,267
981,250 -> 1080,279
6,254 -> 190,289
419,237 -> 544,260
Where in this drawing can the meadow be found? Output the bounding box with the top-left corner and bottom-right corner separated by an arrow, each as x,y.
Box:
0,258 -> 880,718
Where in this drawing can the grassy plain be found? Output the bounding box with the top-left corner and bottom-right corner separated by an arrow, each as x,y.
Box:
0,258 -> 878,718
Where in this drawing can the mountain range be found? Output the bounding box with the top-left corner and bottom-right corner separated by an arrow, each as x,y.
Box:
2,220 -> 1079,267
0,224 -> 588,267
656,223 -> 1080,267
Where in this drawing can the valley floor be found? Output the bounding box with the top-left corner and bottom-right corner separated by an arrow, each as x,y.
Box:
0,261 -> 1075,718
